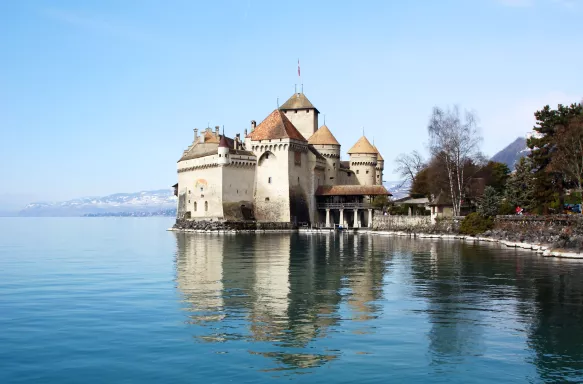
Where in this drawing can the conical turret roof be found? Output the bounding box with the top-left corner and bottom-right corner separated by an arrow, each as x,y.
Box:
347,136 -> 377,155
372,145 -> 384,161
218,135 -> 229,148
279,93 -> 319,112
308,125 -> 340,146
247,109 -> 307,142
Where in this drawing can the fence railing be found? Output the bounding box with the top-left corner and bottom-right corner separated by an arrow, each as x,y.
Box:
317,203 -> 373,210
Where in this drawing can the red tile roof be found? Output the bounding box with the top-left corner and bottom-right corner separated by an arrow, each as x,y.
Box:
308,125 -> 340,146
247,109 -> 307,142
279,93 -> 318,112
347,136 -> 377,155
315,185 -> 391,196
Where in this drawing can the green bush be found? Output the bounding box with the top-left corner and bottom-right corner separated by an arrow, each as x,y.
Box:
498,200 -> 515,215
459,212 -> 494,236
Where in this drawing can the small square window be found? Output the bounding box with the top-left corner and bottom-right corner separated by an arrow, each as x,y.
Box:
268,177 -> 272,183
356,170 -> 359,174
366,170 -> 369,174
265,197 -> 270,202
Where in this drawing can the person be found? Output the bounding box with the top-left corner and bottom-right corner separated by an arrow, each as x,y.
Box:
515,206 -> 523,215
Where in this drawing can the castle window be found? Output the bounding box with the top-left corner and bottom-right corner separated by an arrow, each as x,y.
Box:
297,177 -> 300,185
333,162 -> 336,168
356,170 -> 359,174
366,170 -> 369,174
294,110 -> 298,114
237,189 -> 239,194
265,197 -> 270,202
200,187 -> 203,192
188,190 -> 191,194
268,177 -> 272,184
194,202 -> 197,211
265,153 -> 269,159
205,201 -> 208,211
219,154 -> 221,157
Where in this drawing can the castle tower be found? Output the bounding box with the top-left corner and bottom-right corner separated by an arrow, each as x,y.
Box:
218,135 -> 230,166
372,145 -> 384,185
347,136 -> 377,186
308,125 -> 341,185
279,92 -> 319,141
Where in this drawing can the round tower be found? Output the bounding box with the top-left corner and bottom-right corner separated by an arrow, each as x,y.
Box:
373,145 -> 384,185
218,135 -> 230,166
308,125 -> 341,184
347,136 -> 377,185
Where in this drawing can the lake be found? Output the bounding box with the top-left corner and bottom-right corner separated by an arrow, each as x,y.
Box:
1,217 -> 583,383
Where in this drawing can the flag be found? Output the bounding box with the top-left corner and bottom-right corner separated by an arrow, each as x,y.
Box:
298,59 -> 300,77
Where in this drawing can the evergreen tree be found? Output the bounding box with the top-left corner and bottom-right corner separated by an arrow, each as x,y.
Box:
505,157 -> 535,211
477,186 -> 500,217
528,103 -> 583,213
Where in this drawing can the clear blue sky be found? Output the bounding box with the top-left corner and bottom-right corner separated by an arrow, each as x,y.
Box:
1,0 -> 582,206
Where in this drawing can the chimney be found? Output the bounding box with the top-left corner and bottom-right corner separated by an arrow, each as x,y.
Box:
215,126 -> 220,137
193,128 -> 198,141
250,120 -> 256,131
200,133 -> 205,143
235,134 -> 240,150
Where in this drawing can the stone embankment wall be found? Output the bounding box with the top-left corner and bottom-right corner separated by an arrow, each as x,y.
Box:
173,219 -> 295,232
486,215 -> 583,250
372,215 -> 461,234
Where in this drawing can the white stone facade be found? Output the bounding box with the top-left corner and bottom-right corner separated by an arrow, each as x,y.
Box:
175,92 -> 386,224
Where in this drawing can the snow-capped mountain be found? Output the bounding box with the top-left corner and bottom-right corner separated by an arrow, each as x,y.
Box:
385,180 -> 411,200
491,137 -> 529,171
19,189 -> 177,217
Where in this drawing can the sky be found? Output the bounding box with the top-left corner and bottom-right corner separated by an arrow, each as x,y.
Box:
1,0 -> 582,206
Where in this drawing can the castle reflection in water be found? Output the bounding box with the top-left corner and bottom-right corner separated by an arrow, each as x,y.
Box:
174,232 -> 583,378
174,233 -> 389,370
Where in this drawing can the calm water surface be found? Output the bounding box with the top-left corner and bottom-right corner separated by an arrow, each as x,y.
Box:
1,218 -> 583,383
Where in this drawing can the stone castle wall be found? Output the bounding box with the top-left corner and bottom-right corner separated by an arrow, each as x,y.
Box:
372,215 -> 461,234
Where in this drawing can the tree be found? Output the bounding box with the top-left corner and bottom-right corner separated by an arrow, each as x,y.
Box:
477,186 -> 500,218
410,167 -> 430,197
371,195 -> 389,210
528,102 -> 583,213
550,114 -> 583,201
505,157 -> 535,211
394,151 -> 425,188
427,105 -> 482,216
477,161 -> 510,194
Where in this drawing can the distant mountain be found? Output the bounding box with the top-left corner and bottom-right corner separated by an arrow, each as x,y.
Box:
491,137 -> 529,171
19,189 -> 177,217
385,180 -> 410,200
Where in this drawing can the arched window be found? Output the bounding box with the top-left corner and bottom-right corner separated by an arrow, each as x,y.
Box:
205,201 -> 208,211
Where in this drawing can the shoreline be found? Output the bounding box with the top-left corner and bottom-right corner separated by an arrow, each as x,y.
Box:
168,227 -> 583,259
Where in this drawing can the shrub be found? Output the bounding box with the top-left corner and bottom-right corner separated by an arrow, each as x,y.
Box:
459,212 -> 494,236
498,200 -> 515,215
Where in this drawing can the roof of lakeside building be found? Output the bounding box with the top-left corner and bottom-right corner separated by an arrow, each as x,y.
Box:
372,145 -> 384,161
315,185 -> 392,196
347,136 -> 378,155
279,92 -> 319,112
308,125 -> 341,146
179,134 -> 237,161
247,109 -> 307,142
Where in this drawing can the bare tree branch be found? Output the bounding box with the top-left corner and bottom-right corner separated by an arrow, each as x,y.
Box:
394,151 -> 425,188
427,105 -> 482,216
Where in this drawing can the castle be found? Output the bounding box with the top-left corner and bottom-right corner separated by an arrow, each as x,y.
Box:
174,91 -> 391,228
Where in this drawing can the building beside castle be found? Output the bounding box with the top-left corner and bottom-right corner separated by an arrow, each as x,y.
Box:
173,91 -> 390,228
